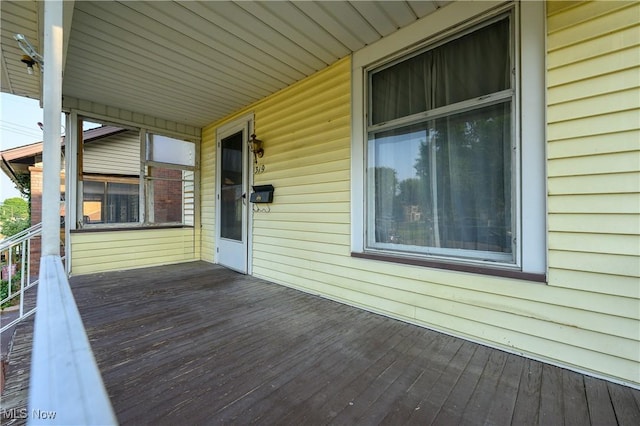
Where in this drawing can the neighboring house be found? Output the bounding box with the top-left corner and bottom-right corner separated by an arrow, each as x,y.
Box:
1,0 -> 638,391
1,125 -> 187,275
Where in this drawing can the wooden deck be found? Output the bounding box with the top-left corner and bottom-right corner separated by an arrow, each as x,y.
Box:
68,261 -> 640,425
3,261 -> 640,425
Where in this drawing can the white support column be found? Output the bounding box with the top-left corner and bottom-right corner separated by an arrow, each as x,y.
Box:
64,111 -> 78,273
41,0 -> 64,257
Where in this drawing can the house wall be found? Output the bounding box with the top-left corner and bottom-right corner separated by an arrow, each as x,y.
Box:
70,228 -> 196,275
150,168 -> 183,223
200,2 -> 639,386
545,0 -> 640,380
83,130 -> 140,176
200,126 -> 216,262
29,167 -> 43,278
183,170 -> 195,226
68,127 -> 197,273
29,166 -> 65,278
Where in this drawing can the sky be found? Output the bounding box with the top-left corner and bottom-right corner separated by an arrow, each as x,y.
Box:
0,93 -> 45,202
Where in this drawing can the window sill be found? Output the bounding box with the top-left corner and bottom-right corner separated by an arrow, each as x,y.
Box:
71,224 -> 193,233
351,251 -> 546,283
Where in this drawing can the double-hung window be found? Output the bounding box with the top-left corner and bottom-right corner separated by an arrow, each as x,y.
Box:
369,15 -> 513,263
353,1 -> 546,278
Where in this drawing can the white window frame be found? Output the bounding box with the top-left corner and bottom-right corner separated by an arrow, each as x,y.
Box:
351,0 -> 546,277
72,117 -> 198,230
143,132 -> 197,226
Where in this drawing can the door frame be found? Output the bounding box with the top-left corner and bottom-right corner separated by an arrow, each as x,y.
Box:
214,113 -> 255,274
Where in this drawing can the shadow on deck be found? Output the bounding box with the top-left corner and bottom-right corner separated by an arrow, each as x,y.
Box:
3,261 -> 640,425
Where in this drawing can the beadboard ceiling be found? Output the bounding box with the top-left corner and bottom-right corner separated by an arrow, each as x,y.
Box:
2,1 -> 449,128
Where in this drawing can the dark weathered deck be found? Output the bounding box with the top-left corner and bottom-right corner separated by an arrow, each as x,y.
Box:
68,261 -> 640,425
3,261 -> 639,425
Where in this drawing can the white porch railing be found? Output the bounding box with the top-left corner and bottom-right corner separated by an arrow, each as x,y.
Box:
2,225 -> 116,424
0,222 -> 42,334
28,256 -> 118,425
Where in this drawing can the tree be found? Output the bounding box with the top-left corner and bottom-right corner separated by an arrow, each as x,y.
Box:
0,197 -> 30,238
373,167 -> 398,243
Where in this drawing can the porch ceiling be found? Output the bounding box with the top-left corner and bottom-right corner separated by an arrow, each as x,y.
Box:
2,0 -> 448,129
0,0 -> 41,100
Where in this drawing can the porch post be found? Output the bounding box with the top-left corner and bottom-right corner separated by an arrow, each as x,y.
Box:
41,0 -> 63,257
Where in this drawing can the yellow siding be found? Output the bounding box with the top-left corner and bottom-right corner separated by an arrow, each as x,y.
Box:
199,124 -> 216,262
199,2 -> 640,386
546,0 -> 640,384
70,228 -> 196,275
251,59 -> 352,288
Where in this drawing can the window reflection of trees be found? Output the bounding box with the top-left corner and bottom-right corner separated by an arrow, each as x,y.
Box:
373,103 -> 512,254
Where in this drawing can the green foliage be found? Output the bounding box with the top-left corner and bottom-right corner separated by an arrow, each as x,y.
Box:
1,217 -> 30,237
13,172 -> 32,200
0,197 -> 30,237
1,273 -> 21,308
379,105 -> 511,251
0,197 -> 28,220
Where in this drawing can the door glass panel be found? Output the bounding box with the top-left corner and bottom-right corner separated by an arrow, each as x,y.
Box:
220,131 -> 243,241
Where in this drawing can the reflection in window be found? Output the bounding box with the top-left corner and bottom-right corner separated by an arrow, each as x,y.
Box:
369,104 -> 512,258
367,14 -> 515,263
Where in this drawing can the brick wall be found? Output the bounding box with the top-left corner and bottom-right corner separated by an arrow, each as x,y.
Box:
28,167 -> 42,278
151,168 -> 183,223
28,167 -> 64,279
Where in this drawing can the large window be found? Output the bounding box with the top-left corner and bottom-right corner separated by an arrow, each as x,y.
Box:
78,123 -> 196,228
353,1 -> 546,277
80,126 -> 141,226
367,15 -> 514,264
83,178 -> 139,224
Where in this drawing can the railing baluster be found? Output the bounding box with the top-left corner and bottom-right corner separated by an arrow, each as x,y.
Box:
0,222 -> 52,334
27,236 -> 31,286
8,245 -> 13,299
20,239 -> 27,317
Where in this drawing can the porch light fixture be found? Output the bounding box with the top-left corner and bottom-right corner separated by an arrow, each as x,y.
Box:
249,133 -> 264,164
14,34 -> 43,73
21,55 -> 36,75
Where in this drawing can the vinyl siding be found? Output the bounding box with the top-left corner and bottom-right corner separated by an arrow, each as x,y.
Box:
545,0 -> 640,385
248,57 -> 352,283
83,130 -> 140,175
547,2 -> 640,282
200,125 -> 216,262
183,170 -> 195,226
70,228 -> 196,275
199,2 -> 640,387
200,59 -> 352,264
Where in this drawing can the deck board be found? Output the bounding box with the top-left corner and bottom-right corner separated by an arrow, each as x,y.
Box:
511,359 -> 543,425
563,369 -> 590,426
432,345 -> 492,424
585,376 -> 618,425
459,348 -> 509,424
6,260 -> 623,425
608,382 -> 640,426
482,354 -> 525,425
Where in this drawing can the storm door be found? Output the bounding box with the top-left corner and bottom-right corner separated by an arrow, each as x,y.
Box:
216,121 -> 250,273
